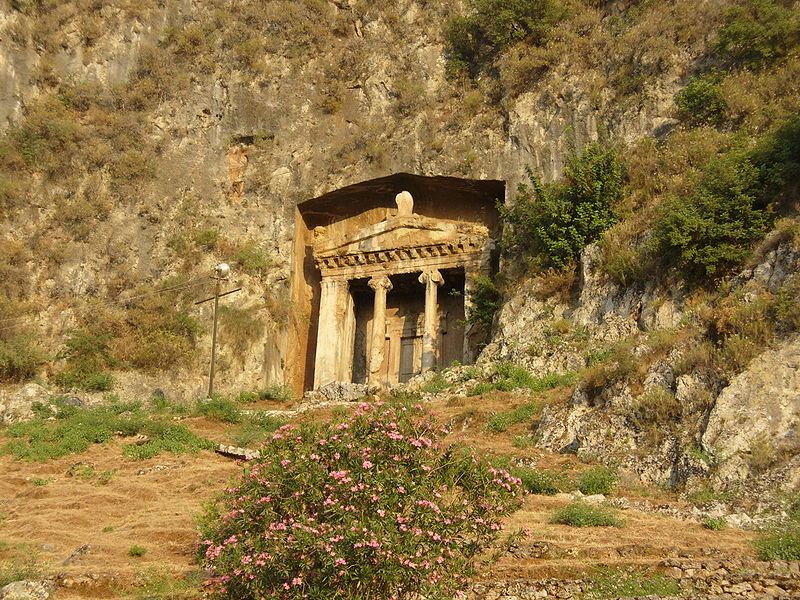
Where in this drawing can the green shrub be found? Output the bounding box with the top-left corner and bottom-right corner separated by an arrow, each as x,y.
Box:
487,412 -> 513,433
194,397 -> 242,424
53,328 -> 115,391
577,466 -> 618,496
0,335 -> 45,383
754,522 -> 800,560
653,149 -> 768,279
420,373 -> 450,394
686,487 -> 735,506
231,414 -> 288,448
194,228 -> 220,250
630,387 -> 682,434
654,117 -> 800,280
128,545 -> 148,558
0,554 -> 43,588
197,401 -> 522,599
1,401 -> 212,462
501,143 -> 625,270
551,502 -> 623,527
123,420 -> 214,461
675,76 -> 728,127
512,466 -> 562,495
444,0 -> 565,78
716,0 -> 800,68
703,516 -> 728,531
466,275 -> 502,331
233,241 -> 273,277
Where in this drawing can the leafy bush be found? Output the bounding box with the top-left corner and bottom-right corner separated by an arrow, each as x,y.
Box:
197,401 -> 522,599
501,143 -> 625,270
194,397 -> 242,424
675,76 -> 728,127
630,387 -> 682,434
128,545 -> 148,558
0,335 -> 45,383
420,373 -> 450,394
551,502 -> 623,527
754,522 -> 800,560
716,0 -> 800,68
577,466 -> 618,496
512,466 -> 563,495
53,328 -> 115,391
123,421 -> 215,460
653,117 -> 800,280
487,412 -> 513,433
703,516 -> 728,531
653,149 -> 768,279
194,228 -> 220,251
466,275 -> 502,332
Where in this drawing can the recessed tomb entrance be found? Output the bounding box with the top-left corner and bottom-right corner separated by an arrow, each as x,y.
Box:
290,174 -> 503,392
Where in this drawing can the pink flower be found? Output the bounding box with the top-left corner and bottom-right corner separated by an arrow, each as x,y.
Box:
362,460 -> 374,469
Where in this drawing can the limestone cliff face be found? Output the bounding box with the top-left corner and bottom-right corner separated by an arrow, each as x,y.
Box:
484,239 -> 800,501
0,0 -> 692,397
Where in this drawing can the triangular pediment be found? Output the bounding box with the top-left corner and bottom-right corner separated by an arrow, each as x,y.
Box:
314,214 -> 488,258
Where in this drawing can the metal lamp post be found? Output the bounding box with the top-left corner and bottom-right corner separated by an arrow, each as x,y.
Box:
196,263 -> 241,398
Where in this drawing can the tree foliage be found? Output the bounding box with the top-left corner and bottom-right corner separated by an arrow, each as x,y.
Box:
501,142 -> 625,270
716,0 -> 800,67
444,0 -> 566,77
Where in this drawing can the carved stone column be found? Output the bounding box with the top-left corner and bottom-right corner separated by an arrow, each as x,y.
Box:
367,275 -> 393,386
314,277 -> 349,389
418,269 -> 444,372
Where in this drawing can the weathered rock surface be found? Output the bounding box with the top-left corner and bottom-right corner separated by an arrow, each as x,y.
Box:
0,383 -> 51,424
303,381 -> 368,403
0,580 -> 54,600
702,334 -> 800,486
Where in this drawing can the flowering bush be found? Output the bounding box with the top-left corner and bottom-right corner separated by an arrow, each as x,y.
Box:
197,401 -> 522,599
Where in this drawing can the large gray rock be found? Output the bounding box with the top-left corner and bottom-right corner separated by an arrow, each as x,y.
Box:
304,381 -> 368,403
0,383 -> 51,424
702,334 -> 800,485
0,580 -> 54,600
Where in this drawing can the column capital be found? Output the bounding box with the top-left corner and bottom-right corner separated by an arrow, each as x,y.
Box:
320,277 -> 349,291
418,269 -> 444,286
368,275 -> 393,292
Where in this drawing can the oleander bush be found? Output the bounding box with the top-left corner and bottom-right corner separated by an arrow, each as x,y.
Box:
197,401 -> 522,599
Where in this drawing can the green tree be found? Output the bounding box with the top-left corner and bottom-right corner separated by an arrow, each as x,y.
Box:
501,142 -> 625,270
716,0 -> 800,67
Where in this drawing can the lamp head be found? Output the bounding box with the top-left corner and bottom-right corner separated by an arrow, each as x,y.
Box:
214,263 -> 231,279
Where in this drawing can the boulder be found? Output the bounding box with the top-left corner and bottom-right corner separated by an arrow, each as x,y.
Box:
0,580 -> 54,600
702,334 -> 800,485
0,383 -> 51,424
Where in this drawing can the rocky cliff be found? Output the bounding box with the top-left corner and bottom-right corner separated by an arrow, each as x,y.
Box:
1,0 -> 798,501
